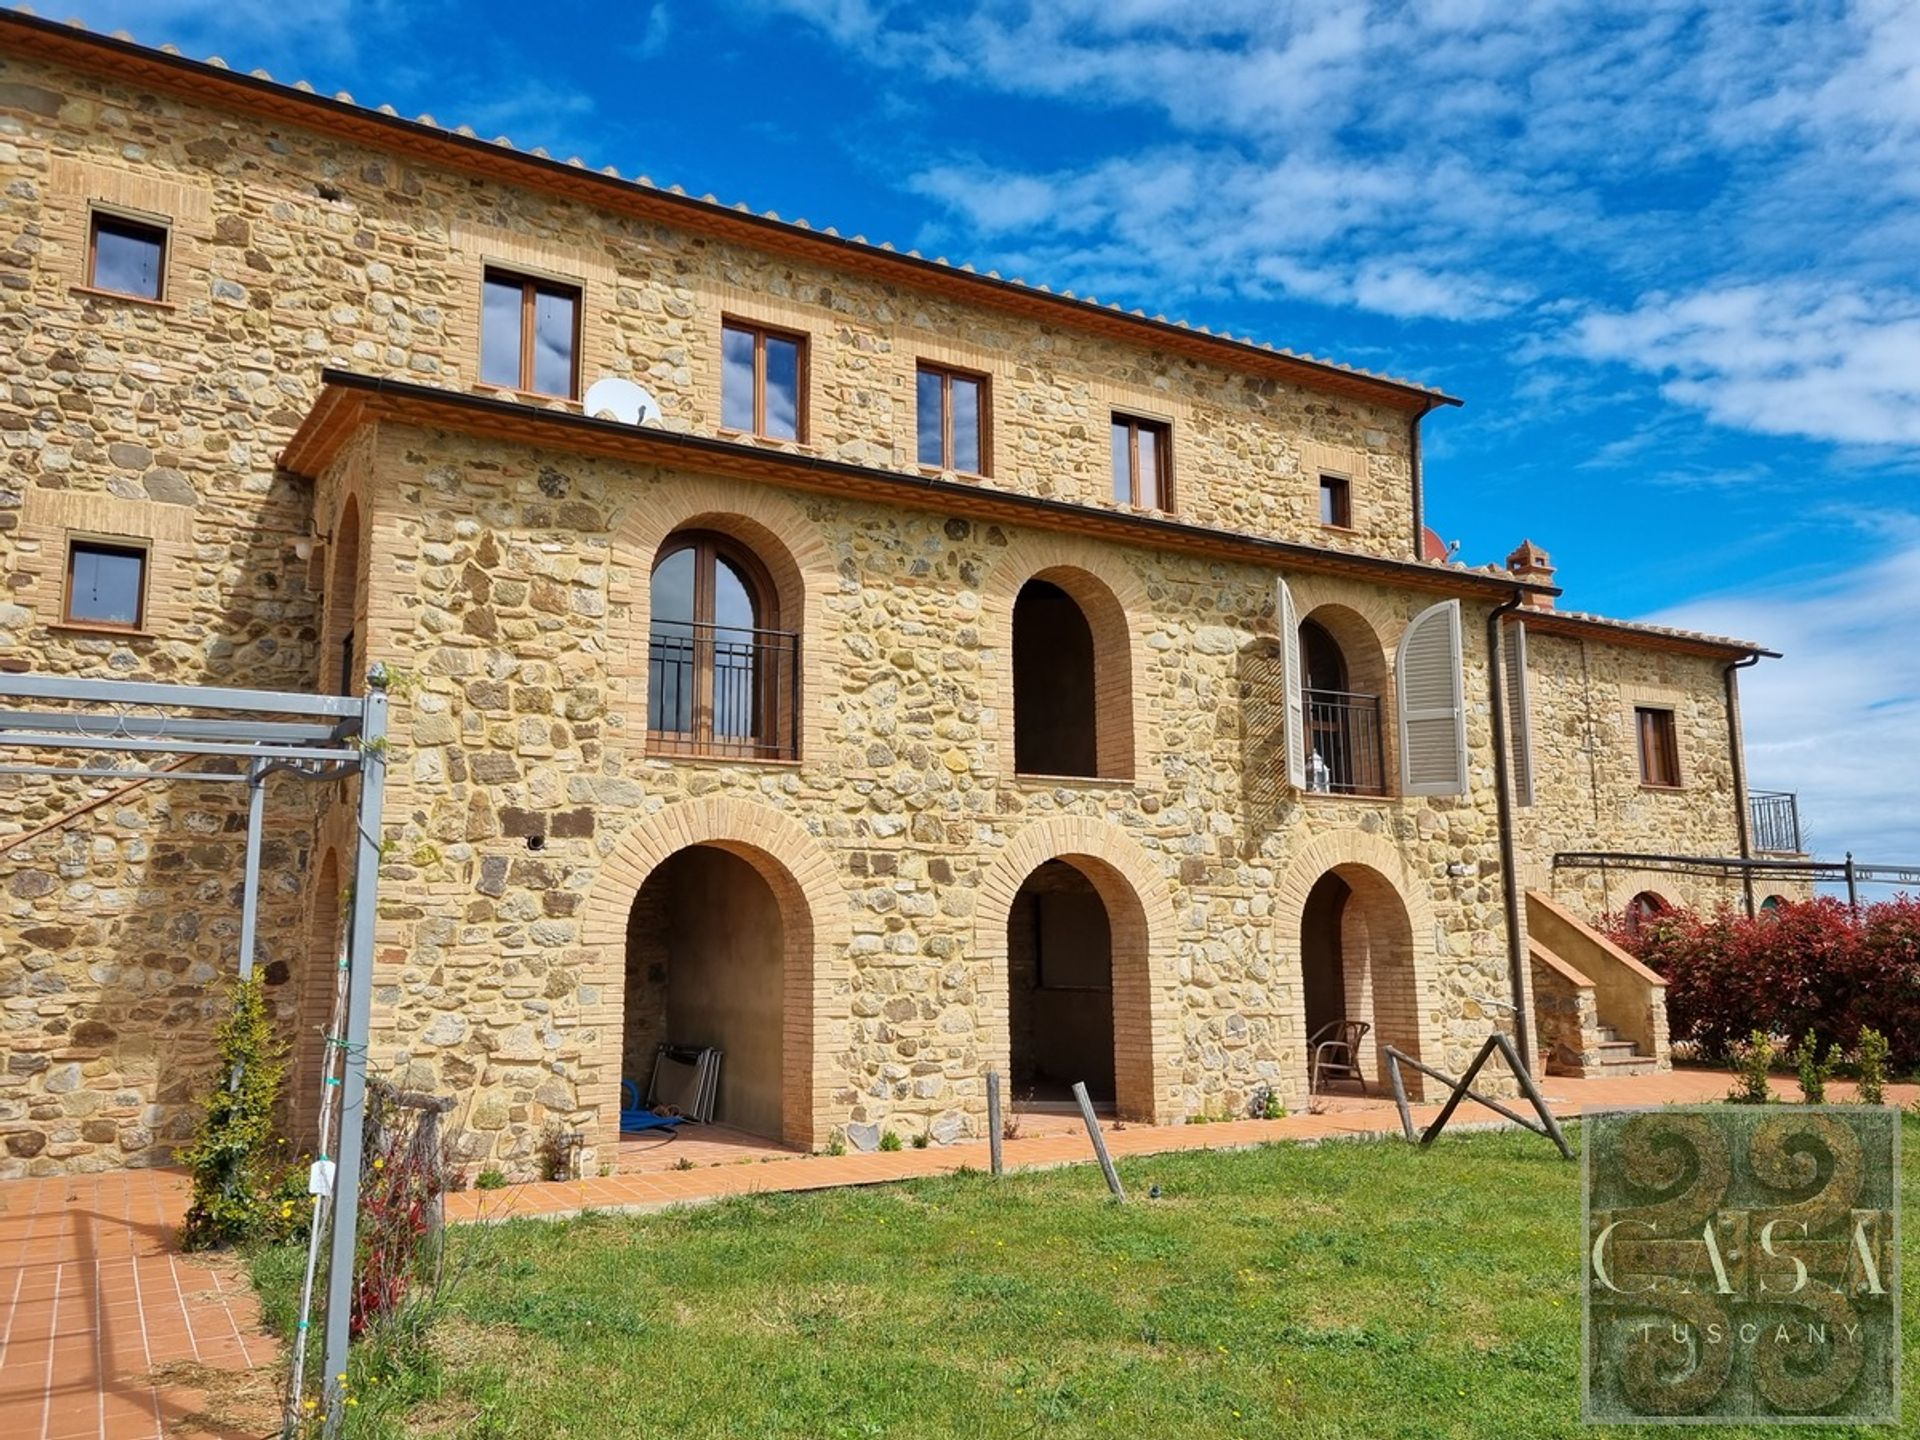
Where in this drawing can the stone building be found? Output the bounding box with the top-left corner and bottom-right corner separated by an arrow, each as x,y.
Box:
0,15 -> 1797,1175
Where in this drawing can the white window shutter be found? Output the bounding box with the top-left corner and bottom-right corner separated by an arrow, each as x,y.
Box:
1397,599 -> 1469,796
1504,620 -> 1535,807
1277,577 -> 1306,790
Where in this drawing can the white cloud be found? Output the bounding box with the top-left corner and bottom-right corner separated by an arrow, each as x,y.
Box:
1569,285 -> 1920,448
1648,530 -> 1920,866
764,0 -> 1920,406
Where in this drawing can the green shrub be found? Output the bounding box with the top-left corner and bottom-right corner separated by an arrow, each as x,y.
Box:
475,1166 -> 508,1191
878,1129 -> 903,1152
180,976 -> 304,1250
1793,1030 -> 1838,1103
1856,1028 -> 1889,1105
1727,1030 -> 1775,1105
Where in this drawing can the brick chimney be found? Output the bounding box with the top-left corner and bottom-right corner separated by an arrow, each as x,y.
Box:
1505,539 -> 1555,609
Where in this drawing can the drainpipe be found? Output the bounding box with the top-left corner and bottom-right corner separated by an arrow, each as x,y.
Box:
1724,653 -> 1762,917
1486,590 -> 1532,1072
1409,402 -> 1431,561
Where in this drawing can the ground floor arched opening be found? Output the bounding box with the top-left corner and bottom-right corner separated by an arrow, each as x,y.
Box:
1008,859 -> 1118,1107
623,844 -> 794,1142
1297,863 -> 1424,1099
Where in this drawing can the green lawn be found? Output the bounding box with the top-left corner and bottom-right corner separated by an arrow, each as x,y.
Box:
265,1117 -> 1919,1439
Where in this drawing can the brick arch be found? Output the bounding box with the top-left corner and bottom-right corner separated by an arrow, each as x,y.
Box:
980,533 -> 1147,780
975,815 -> 1180,1122
1275,829 -> 1443,1099
608,474 -> 835,759
582,797 -> 853,1150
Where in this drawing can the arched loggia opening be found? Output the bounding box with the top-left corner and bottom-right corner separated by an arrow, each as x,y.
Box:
285,849 -> 341,1142
1010,568 -> 1134,780
326,496 -> 362,697
623,844 -> 798,1143
1004,854 -> 1158,1117
1297,863 -> 1423,1097
1298,605 -> 1388,796
1624,890 -> 1670,939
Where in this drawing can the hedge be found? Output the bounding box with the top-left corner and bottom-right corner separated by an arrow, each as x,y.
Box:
1605,894 -> 1920,1071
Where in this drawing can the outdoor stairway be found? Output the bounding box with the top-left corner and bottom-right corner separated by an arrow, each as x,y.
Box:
1593,1022 -> 1658,1075
1525,890 -> 1670,1079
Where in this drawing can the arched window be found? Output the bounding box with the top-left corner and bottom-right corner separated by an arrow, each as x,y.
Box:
1760,894 -> 1789,915
1298,615 -> 1385,796
648,531 -> 795,759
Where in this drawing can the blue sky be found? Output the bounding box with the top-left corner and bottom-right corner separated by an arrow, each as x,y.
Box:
58,0 -> 1920,867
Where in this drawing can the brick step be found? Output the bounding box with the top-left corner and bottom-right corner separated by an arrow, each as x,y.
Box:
1599,1052 -> 1659,1072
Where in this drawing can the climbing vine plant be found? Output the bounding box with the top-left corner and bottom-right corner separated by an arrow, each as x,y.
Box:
180,975 -> 305,1250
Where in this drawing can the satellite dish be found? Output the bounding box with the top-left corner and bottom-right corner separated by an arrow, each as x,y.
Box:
583,376 -> 661,426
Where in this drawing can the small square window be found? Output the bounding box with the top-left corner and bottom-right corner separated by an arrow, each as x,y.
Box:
1111,413 -> 1172,511
88,213 -> 167,301
1319,474 -> 1353,529
722,319 -> 807,441
1636,706 -> 1680,787
65,540 -> 148,629
481,268 -> 581,398
916,363 -> 989,474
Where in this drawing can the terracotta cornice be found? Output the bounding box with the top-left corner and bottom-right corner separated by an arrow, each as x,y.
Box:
1,9 -> 1460,414
282,371 -> 1546,604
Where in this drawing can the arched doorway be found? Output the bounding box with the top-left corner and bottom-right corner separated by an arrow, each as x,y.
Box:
1008,859 -> 1117,1106
1623,890 -> 1669,939
624,844 -> 790,1142
1296,863 -> 1422,1097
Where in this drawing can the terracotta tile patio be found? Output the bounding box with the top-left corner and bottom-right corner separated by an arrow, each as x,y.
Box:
2,1067 -> 1911,1438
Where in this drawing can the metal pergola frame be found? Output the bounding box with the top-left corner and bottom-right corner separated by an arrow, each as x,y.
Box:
0,670 -> 389,1437
1554,850 -> 1920,909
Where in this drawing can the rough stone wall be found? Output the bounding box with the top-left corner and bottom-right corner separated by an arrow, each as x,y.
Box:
0,48 -> 1421,577
337,421 -> 1535,1169
1513,626 -> 1755,920
0,46 -> 1769,1172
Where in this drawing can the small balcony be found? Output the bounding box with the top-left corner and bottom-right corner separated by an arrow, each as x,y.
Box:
1749,789 -> 1804,855
647,621 -> 801,761
1304,688 -> 1387,797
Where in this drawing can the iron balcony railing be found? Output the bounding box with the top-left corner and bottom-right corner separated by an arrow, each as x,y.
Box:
1749,789 -> 1803,855
1303,688 -> 1387,797
647,621 -> 801,761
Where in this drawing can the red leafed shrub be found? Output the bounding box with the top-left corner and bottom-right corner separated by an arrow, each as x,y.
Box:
1605,895 -> 1920,1071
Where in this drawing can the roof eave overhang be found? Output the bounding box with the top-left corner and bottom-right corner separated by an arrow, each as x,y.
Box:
1520,610 -> 1779,662
1,11 -> 1460,414
280,371 -> 1544,602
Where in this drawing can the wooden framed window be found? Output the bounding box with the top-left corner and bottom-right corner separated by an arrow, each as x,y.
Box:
722,319 -> 807,441
1111,413 -> 1172,510
1636,706 -> 1680,787
647,532 -> 799,760
64,539 -> 148,629
1319,474 -> 1353,529
481,268 -> 581,398
916,363 -> 988,474
88,212 -> 167,301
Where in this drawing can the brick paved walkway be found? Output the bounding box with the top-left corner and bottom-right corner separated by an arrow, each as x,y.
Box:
0,1169 -> 275,1438
2,1066 -> 1911,1438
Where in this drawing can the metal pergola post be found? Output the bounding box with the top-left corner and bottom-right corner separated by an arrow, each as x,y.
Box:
237,761 -> 268,982
322,673 -> 388,1438
0,670 -> 382,1440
